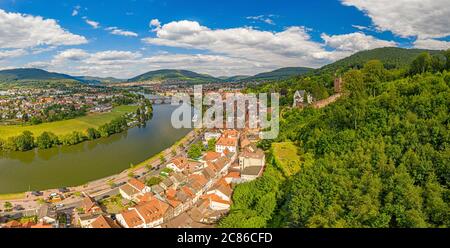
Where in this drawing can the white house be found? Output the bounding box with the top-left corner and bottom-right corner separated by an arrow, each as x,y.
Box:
215,136 -> 238,154
166,157 -> 188,173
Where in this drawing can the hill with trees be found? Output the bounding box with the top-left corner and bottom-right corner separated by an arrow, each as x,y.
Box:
0,68 -> 79,82
318,47 -> 443,73
127,69 -> 222,84
242,67 -> 314,82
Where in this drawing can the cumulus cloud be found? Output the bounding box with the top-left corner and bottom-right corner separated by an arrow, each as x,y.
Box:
321,32 -> 397,52
413,39 -> 450,50
72,5 -> 80,16
341,0 -> 450,39
141,20 -> 397,73
0,49 -> 27,60
143,21 -> 327,66
149,19 -> 161,31
246,15 -> 276,25
0,9 -> 87,49
27,48 -> 277,78
105,27 -> 138,37
84,18 -> 100,29
53,49 -> 90,62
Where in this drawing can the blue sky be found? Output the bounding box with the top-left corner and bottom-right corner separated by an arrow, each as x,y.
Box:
0,0 -> 449,78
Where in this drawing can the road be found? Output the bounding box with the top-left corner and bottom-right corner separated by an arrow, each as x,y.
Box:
0,129 -> 202,215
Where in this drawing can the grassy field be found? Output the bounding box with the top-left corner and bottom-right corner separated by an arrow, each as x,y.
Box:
0,105 -> 138,139
272,142 -> 302,177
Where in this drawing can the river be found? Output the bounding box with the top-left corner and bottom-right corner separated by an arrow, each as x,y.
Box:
0,104 -> 191,194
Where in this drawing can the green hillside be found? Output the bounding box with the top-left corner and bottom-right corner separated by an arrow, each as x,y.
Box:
74,76 -> 123,84
318,47 -> 443,73
127,69 -> 221,84
220,52 -> 450,228
0,68 -> 79,82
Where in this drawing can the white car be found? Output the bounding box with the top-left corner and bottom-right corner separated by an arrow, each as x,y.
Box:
55,204 -> 64,209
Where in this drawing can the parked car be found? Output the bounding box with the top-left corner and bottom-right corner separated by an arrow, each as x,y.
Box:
13,205 -> 25,211
31,191 -> 43,196
55,204 -> 64,209
58,188 -> 69,193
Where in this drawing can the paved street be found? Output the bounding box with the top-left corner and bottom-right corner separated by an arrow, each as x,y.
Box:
0,129 -> 201,215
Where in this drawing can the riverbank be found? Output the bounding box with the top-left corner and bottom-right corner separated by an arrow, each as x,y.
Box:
0,105 -> 138,139
0,104 -> 192,195
0,128 -> 199,211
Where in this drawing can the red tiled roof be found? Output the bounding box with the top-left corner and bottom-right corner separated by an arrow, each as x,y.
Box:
137,192 -> 154,203
188,174 -> 208,191
82,196 -> 100,213
203,151 -> 221,161
166,188 -> 177,199
169,157 -> 189,170
30,222 -> 53,228
202,194 -> 230,205
91,215 -> 120,228
4,220 -> 22,228
181,186 -> 195,197
222,129 -> 239,138
225,171 -> 240,179
216,137 -> 237,147
134,198 -> 170,224
120,209 -> 143,228
128,178 -> 146,191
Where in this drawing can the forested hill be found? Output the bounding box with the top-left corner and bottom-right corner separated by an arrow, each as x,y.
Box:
318,47 -> 443,73
220,52 -> 450,228
127,69 -> 221,84
0,68 -> 78,82
243,67 -> 314,81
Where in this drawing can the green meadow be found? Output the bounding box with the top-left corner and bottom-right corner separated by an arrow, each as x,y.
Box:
271,142 -> 302,177
0,105 -> 138,139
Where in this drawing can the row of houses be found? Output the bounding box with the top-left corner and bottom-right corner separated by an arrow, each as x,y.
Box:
1,128 -> 267,229
112,129 -> 266,228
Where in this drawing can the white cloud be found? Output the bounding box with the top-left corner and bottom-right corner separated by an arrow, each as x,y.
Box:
0,9 -> 87,49
0,49 -> 27,60
31,49 -> 144,78
106,27 -> 138,37
142,21 -> 327,66
149,19 -> 161,31
141,20 -> 397,73
246,15 -> 276,25
85,19 -> 100,29
72,6 -> 80,16
413,39 -> 450,50
321,32 -> 397,52
90,50 -> 142,62
341,0 -> 450,39
54,49 -> 90,62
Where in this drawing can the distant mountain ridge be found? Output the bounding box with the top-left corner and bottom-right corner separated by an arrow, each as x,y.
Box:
0,68 -> 77,82
127,69 -> 221,84
0,48 -> 443,85
242,67 -> 314,81
318,47 -> 443,73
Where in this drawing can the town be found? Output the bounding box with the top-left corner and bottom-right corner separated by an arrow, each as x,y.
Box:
0,127 -> 265,228
0,86 -> 140,125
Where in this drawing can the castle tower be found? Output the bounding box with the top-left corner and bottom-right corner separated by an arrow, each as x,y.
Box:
334,74 -> 343,93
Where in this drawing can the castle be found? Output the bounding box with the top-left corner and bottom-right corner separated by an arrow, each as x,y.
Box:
292,74 -> 343,109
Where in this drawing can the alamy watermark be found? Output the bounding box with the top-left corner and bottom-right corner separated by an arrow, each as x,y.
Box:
170,85 -> 279,139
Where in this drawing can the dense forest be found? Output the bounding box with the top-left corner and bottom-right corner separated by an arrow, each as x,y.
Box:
220,50 -> 450,228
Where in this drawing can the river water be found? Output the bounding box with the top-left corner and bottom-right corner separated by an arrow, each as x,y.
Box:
0,104 -> 191,194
